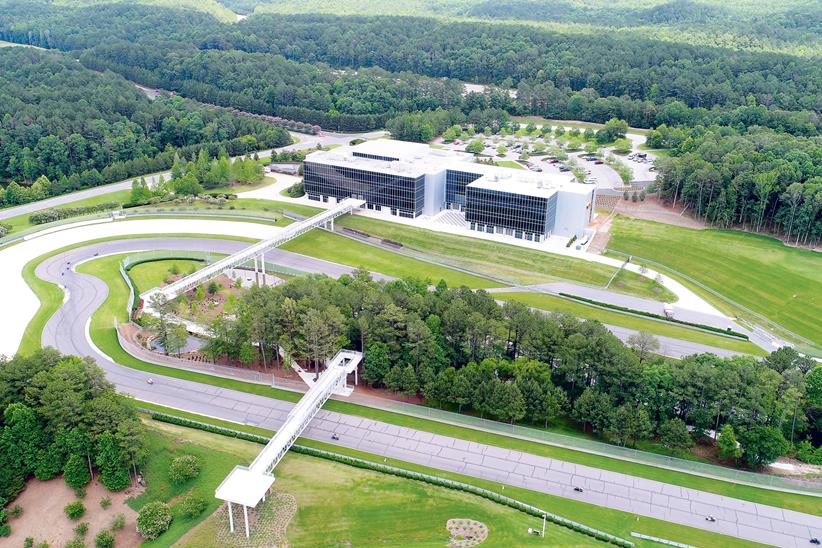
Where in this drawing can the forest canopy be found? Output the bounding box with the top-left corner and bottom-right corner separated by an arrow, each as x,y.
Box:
0,47 -> 291,199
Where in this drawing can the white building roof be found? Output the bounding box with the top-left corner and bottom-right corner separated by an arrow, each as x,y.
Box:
305,140 -> 593,198
215,466 -> 275,508
305,139 -> 473,178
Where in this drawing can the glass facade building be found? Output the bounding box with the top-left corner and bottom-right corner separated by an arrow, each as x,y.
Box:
445,169 -> 483,209
465,186 -> 557,241
304,161 -> 425,218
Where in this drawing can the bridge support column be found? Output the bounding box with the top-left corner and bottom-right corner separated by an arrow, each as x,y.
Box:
260,254 -> 266,284
253,256 -> 260,286
228,502 -> 234,533
243,504 -> 250,538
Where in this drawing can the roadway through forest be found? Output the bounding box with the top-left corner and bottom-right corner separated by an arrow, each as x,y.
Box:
33,237 -> 822,548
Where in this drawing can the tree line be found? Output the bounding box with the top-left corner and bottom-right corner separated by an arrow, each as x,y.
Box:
650,124 -> 822,245
0,349 -> 146,511
185,271 -> 821,467
2,3 -> 818,136
0,47 -> 291,206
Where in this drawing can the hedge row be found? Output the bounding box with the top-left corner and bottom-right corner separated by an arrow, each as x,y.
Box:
147,412 -> 633,547
558,292 -> 749,340
28,201 -> 121,225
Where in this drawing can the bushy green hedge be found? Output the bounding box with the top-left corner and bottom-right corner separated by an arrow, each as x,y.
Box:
28,201 -> 120,225
0,223 -> 11,238
558,292 -> 749,339
147,412 -> 633,547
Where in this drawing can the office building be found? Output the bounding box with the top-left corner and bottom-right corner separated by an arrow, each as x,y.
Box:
304,140 -> 595,240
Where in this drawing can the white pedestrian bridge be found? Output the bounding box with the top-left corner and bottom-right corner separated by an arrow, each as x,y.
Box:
141,197 -> 364,306
215,349 -> 362,537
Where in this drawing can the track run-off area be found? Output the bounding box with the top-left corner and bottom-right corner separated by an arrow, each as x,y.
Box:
0,213 -> 820,547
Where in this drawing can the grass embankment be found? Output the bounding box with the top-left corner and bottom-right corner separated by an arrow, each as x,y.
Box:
336,215 -> 675,301
608,216 -> 822,345
139,405 -> 765,548
1,189 -> 132,234
71,252 -> 822,516
138,197 -> 322,219
281,229 -> 499,289
497,292 -> 766,356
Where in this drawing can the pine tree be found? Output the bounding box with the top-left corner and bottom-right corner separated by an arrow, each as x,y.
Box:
64,453 -> 91,489
96,432 -> 131,491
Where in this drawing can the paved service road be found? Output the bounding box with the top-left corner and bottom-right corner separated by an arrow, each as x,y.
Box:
36,237 -> 822,548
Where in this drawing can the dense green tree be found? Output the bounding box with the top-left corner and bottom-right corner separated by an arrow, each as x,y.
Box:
659,418 -> 694,454
738,426 -> 789,468
63,453 -> 91,490
95,432 -> 131,492
717,424 -> 743,463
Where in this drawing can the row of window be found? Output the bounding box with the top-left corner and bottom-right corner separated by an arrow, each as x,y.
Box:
304,162 -> 425,216
465,187 -> 556,236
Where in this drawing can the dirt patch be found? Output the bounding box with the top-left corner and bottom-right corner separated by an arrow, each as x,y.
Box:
614,196 -> 705,229
178,492 -> 297,547
447,518 -> 488,547
4,476 -> 141,547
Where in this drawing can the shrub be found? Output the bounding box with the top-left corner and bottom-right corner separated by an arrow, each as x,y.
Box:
94,529 -> 115,548
74,522 -> 89,537
168,455 -> 201,484
64,501 -> 86,520
100,497 -> 111,510
136,502 -> 173,540
65,540 -> 85,548
9,505 -> 23,518
111,513 -> 126,530
0,524 -> 10,537
24,538 -> 33,548
0,222 -> 11,238
180,494 -> 208,519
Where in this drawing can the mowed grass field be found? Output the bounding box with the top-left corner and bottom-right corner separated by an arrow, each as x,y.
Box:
281,228 -> 500,289
1,188 -> 132,234
336,215 -> 675,301
127,259 -> 203,293
608,216 -> 822,345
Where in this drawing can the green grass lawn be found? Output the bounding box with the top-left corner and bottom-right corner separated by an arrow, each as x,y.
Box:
281,229 -> 499,289
128,259 -> 204,294
143,407 -> 764,548
1,188 -> 132,234
336,215 -> 675,301
495,159 -> 526,170
497,292 -> 766,356
608,216 -> 822,345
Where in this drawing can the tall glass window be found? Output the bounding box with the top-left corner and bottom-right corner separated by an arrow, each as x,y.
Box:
465,187 -> 553,236
445,169 -> 483,208
304,162 -> 424,217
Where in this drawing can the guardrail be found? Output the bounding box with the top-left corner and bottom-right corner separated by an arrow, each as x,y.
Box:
630,532 -> 693,547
